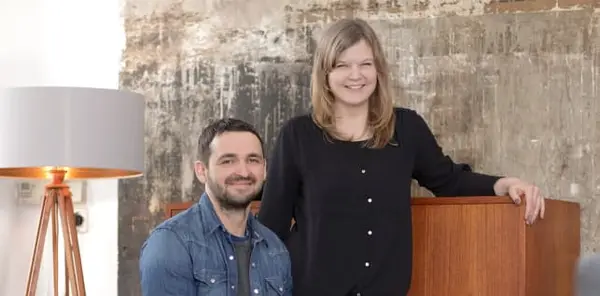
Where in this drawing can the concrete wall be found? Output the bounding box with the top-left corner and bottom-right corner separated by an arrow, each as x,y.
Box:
118,0 -> 600,294
0,0 -> 123,294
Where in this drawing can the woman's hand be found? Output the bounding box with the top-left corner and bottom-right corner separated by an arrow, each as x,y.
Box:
494,177 -> 546,225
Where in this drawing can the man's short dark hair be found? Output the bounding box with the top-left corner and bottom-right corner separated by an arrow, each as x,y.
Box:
197,118 -> 264,164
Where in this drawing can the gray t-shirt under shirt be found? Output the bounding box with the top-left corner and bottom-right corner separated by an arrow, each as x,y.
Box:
232,235 -> 252,296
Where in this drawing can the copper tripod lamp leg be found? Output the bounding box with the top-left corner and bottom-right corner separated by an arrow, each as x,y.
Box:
24,170 -> 86,296
25,190 -> 53,296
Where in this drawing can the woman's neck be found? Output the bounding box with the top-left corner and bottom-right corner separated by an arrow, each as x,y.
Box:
333,103 -> 370,141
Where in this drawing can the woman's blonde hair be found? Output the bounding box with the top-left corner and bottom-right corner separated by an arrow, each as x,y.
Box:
310,18 -> 396,149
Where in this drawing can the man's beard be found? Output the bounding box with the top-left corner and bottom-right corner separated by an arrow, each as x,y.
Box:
206,174 -> 262,211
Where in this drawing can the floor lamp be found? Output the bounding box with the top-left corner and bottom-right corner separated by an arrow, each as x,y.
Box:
0,86 -> 145,296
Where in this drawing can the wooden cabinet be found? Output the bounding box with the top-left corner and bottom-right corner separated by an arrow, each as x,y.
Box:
164,196 -> 580,296
409,197 -> 580,296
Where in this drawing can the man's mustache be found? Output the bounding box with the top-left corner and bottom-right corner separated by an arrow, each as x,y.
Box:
225,175 -> 256,184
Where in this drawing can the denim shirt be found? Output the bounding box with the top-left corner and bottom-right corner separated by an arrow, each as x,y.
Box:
139,194 -> 293,296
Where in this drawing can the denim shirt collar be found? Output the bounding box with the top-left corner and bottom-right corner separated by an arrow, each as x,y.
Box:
198,193 -> 267,246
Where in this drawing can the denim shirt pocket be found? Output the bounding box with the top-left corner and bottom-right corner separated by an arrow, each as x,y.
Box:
195,269 -> 228,296
264,276 -> 285,295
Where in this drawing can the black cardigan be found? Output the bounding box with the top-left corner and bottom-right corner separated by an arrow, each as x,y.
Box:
258,107 -> 501,296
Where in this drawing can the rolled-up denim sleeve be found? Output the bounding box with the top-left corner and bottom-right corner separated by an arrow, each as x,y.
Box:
139,228 -> 196,296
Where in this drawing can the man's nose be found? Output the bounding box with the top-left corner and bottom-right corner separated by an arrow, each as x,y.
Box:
235,163 -> 251,177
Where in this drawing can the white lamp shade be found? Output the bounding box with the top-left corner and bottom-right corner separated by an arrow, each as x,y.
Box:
0,86 -> 145,179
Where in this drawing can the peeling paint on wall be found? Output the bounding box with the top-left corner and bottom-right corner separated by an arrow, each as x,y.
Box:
125,0 -> 595,19
118,0 -> 600,294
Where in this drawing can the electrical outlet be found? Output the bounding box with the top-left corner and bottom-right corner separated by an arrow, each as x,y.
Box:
16,181 -> 45,205
74,207 -> 88,234
15,180 -> 85,205
66,180 -> 85,204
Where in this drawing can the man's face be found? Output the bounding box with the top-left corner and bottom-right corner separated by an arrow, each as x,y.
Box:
195,131 -> 266,211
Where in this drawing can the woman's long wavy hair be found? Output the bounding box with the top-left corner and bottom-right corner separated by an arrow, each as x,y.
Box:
310,18 -> 396,149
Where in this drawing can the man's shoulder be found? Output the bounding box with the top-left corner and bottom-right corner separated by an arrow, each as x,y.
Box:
138,206 -> 203,294
147,203 -> 205,244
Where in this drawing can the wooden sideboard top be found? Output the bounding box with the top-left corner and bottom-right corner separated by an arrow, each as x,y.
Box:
164,196 -> 559,218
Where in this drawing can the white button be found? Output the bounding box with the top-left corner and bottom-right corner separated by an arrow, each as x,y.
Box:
367,230 -> 372,235
367,198 -> 372,203
361,169 -> 366,174
365,262 -> 370,267
253,288 -> 260,294
210,278 -> 215,283
251,262 -> 256,267
279,287 -> 283,292
229,255 -> 234,260
231,285 -> 235,289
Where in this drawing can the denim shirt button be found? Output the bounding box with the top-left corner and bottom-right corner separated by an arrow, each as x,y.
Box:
228,255 -> 234,260
253,288 -> 260,294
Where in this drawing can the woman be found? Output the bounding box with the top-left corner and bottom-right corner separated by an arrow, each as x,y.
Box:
258,18 -> 545,296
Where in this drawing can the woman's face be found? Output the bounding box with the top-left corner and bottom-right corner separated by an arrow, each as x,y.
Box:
327,39 -> 378,108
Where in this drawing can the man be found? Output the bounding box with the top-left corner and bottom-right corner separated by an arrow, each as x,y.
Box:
139,118 -> 293,296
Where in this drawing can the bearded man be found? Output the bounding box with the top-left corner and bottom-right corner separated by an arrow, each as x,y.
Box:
139,118 -> 292,296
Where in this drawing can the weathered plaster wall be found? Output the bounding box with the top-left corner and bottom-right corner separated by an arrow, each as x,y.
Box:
118,0 -> 600,294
